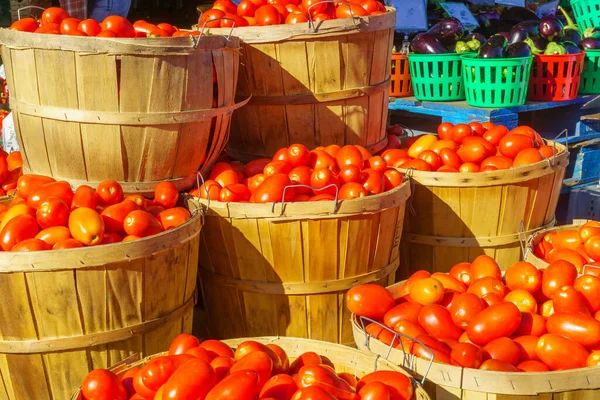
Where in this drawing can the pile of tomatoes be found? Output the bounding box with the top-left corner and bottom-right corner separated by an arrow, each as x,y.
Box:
534,221 -> 600,272
0,150 -> 23,196
201,0 -> 386,27
194,143 -> 404,203
347,256 -> 600,372
0,174 -> 191,251
381,122 -> 558,173
9,7 -> 189,37
78,334 -> 414,400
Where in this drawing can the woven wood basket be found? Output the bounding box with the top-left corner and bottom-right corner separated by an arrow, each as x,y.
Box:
352,280 -> 600,400
206,9 -> 396,160
70,336 -> 431,400
397,141 -> 568,278
196,180 -> 410,345
0,30 -> 248,194
0,197 -> 203,400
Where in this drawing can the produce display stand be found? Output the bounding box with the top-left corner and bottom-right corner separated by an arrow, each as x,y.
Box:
197,180 -> 410,345
351,281 -> 600,400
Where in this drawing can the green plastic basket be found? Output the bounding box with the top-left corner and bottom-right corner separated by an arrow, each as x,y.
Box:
570,0 -> 600,31
461,54 -> 533,108
408,53 -> 466,101
580,50 -> 600,94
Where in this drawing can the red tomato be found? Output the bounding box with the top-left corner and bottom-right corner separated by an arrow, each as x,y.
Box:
542,260 -> 578,298
479,359 -> 519,372
169,333 -> 200,355
574,275 -> 600,312
36,226 -> 71,246
450,342 -> 483,368
339,182 -> 367,200
356,371 -> 413,400
402,159 -> 432,172
59,17 -> 81,35
96,180 -> 124,206
200,340 -> 235,359
358,381 -> 390,400
449,262 -> 471,286
97,30 -> 118,37
457,142 -> 487,164
498,134 -> 535,159
287,144 -> 312,167
418,304 -> 463,340
0,214 -> 38,251
392,320 -> 426,351
513,148 -> 544,167
518,360 -> 550,372
81,369 -> 127,400
547,312 -> 600,348
154,181 -> 179,208
361,168 -> 384,195
451,124 -> 473,144
311,150 -> 338,172
41,7 -> 70,25
36,197 -> 69,229
53,238 -> 84,249
467,302 -> 522,345
27,181 -> 74,210
483,337 -> 520,365
383,169 -> 403,191
9,18 -> 39,32
414,334 -> 452,364
410,277 -> 444,305
513,335 -> 540,362
11,238 -> 50,252
553,229 -> 582,250
259,374 -> 298,399
437,122 -> 454,140
72,185 -> 98,210
100,16 -> 136,37
123,210 -> 163,238
483,125 -> 508,146
467,277 -> 506,299
539,145 -> 557,158
366,156 -> 388,173
480,155 -> 513,170
449,292 -> 487,329
338,165 -> 362,184
417,150 -> 442,170
156,207 -> 191,230
580,221 -> 600,242
383,302 -> 423,327
536,334 -> 589,370
430,140 -> 458,154
292,386 -> 336,400
459,162 -> 480,173
101,231 -> 123,244
253,174 -> 295,203
310,168 -> 339,196
161,358 -> 216,399
548,248 -> 585,272
244,158 -> 271,178
302,0 -> 327,15
220,184 -> 252,202
505,261 -> 542,293
101,200 -> 139,233
230,351 -> 273,390
346,284 -> 394,320
509,126 -> 543,145
238,0 -> 258,16
289,352 -> 322,375
585,236 -> 600,261
205,370 -> 259,400
336,145 -> 364,168
255,4 -> 282,25
552,285 -> 591,315
470,255 -> 501,280
34,23 -> 60,34
431,272 -> 466,293
468,121 -> 486,136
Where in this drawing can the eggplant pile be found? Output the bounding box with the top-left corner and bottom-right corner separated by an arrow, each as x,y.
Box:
410,18 -> 468,54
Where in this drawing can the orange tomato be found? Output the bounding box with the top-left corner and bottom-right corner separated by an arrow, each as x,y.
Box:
479,359 -> 519,372
417,150 -> 441,170
410,277 -> 445,305
574,275 -> 600,312
0,204 -> 35,233
69,207 -> 104,246
402,159 -> 432,171
587,351 -> 600,367
513,335 -> 539,362
553,229 -> 582,250
504,289 -> 537,313
517,360 -> 549,372
157,207 -> 191,230
335,145 -> 364,168
366,156 -> 388,173
580,221 -> 600,243
467,277 -> 506,299
96,180 -> 124,206
539,145 -> 557,158
480,155 -> 513,170
195,180 -> 222,200
123,210 -> 164,238
35,226 -> 71,246
407,135 -> 437,158
470,255 -> 502,281
338,182 -> 367,200
124,194 -> 147,210
585,236 -> 600,261
154,182 -> 179,209
548,248 -> 585,272
541,260 -> 578,298
513,148 -> 544,167
430,140 -> 458,154
381,149 -> 409,167
459,162 -> 480,173
101,200 -> 140,233
536,334 -> 589,371
513,312 -> 547,337
220,184 -> 252,202
0,214 -> 39,251
72,185 -> 98,210
504,261 -> 542,293
541,300 -> 555,318
431,273 -> 466,293
310,150 -> 337,172
287,144 -> 311,167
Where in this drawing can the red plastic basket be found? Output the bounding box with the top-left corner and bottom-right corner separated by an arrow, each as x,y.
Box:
527,53 -> 585,101
389,53 -> 413,97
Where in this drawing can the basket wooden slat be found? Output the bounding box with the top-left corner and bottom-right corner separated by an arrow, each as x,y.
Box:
0,30 -> 245,194
196,181 -> 410,345
205,10 -> 395,161
398,142 -> 568,278
0,198 -> 203,400
524,220 -> 588,270
352,281 -> 600,400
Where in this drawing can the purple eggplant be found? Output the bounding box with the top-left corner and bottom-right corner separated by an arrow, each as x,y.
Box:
410,33 -> 449,54
427,17 -> 465,45
562,41 -> 581,54
506,42 -> 532,58
488,34 -> 508,48
580,37 -> 600,50
562,29 -> 582,45
466,33 -> 487,44
524,36 -> 549,55
539,16 -> 564,40
508,21 -> 540,44
478,43 -> 505,59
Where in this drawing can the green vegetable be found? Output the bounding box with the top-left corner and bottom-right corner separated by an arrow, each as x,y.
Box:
524,37 -> 544,55
558,5 -> 579,31
544,42 -> 567,55
584,28 -> 600,39
466,38 -> 482,52
455,41 -> 470,53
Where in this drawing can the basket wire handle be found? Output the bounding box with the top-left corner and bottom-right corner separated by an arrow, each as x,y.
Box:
551,129 -> 569,167
191,18 -> 236,48
307,1 -> 358,32
272,183 -> 340,216
403,170 -> 416,217
18,6 -> 45,20
194,171 -> 210,224
582,264 -> 600,276
358,316 -> 434,386
517,221 -> 529,260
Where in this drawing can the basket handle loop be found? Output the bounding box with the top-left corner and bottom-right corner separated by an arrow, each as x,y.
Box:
191,18 -> 236,48
583,264 -> 600,276
358,316 -> 434,385
194,171 -> 210,224
307,1 -> 359,32
550,129 -> 569,167
17,6 -> 45,20
518,221 -> 529,260
272,183 -> 340,216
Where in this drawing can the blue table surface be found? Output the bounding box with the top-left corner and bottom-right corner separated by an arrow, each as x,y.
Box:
388,95 -> 599,117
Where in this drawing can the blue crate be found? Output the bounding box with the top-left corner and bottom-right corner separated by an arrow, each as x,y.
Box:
566,185 -> 600,223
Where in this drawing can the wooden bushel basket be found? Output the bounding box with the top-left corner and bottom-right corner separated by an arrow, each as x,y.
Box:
196,180 -> 410,345
0,197 -> 203,400
206,9 -> 396,160
397,141 -> 568,277
70,336 -> 431,400
0,30 -> 248,194
524,220 -> 589,270
352,281 -> 600,400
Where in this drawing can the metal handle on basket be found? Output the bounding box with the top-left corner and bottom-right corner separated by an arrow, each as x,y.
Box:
582,264 -> 600,276
190,18 -> 236,48
17,6 -> 45,20
517,221 -> 530,260
307,0 -> 359,32
357,316 -> 434,385
550,129 -> 569,167
272,183 -> 340,216
194,171 -> 210,223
